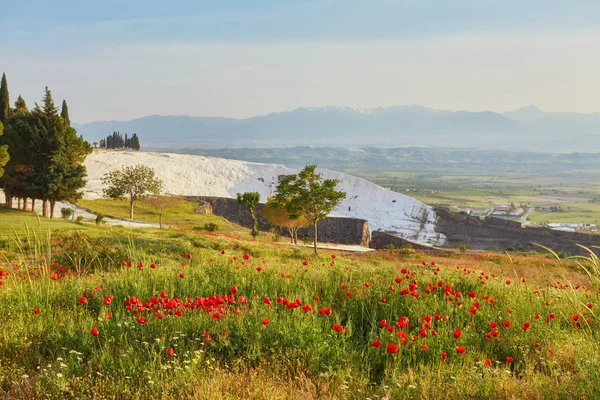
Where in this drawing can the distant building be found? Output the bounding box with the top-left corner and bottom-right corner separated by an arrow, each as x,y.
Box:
492,206 -> 510,216
461,208 -> 488,216
508,207 -> 524,217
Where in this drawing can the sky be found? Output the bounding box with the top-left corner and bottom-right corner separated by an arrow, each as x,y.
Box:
1,0 -> 600,123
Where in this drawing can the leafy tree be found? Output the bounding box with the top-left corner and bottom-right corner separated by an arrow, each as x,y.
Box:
0,108 -> 35,207
144,194 -> 179,228
102,164 -> 164,219
0,73 -> 9,123
262,196 -> 309,244
274,165 -> 346,254
0,122 -> 8,179
60,100 -> 70,126
237,192 -> 261,237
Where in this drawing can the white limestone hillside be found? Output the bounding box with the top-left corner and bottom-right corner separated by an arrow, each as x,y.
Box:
84,150 -> 446,245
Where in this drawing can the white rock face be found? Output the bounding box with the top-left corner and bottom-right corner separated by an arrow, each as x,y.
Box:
84,150 -> 446,245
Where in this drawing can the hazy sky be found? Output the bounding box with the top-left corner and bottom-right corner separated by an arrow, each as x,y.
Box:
1,0 -> 600,123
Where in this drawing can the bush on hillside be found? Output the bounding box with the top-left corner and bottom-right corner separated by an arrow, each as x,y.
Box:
61,207 -> 73,219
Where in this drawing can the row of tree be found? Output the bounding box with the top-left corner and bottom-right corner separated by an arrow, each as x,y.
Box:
0,72 -> 92,217
98,131 -> 140,150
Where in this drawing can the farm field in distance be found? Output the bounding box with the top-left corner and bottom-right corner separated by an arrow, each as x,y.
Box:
352,170 -> 600,226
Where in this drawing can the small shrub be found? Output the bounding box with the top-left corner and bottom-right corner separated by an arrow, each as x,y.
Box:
459,244 -> 472,253
192,226 -> 204,232
204,222 -> 219,232
60,208 -> 73,219
385,244 -> 396,250
75,216 -> 85,225
95,214 -> 105,225
302,236 -> 314,245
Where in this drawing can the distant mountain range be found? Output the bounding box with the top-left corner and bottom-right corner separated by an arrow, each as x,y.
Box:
73,106 -> 600,153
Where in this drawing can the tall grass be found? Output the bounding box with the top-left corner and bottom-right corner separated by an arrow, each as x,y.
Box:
0,231 -> 599,399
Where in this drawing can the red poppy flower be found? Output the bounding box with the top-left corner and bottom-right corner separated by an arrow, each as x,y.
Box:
186,253 -> 192,259
522,322 -> 531,331
150,263 -> 157,269
262,318 -> 270,326
453,328 -> 462,339
256,267 -> 262,272
243,253 -> 250,260
167,348 -> 174,357
302,261 -> 308,266
441,352 -> 447,359
572,315 -> 580,322
387,343 -> 399,354
78,297 -> 88,304
263,297 -> 272,305
90,327 -> 99,336
364,282 -> 370,288
420,344 -> 428,350
371,340 -> 382,348
503,321 -> 511,327
33,308 -> 40,315
506,357 -> 514,363
179,273 -> 184,278
319,308 -> 332,316
346,291 -> 352,297
456,346 -> 467,354
489,321 -> 498,328
484,359 -> 492,367
137,316 -> 148,324
230,286 -> 237,295
332,324 -> 343,333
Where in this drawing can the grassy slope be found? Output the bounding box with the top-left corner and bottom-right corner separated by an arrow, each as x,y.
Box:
1,215 -> 599,399
0,208 -> 89,238
77,198 -> 245,233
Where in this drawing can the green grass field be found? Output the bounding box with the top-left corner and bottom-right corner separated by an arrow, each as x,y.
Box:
77,198 -> 244,233
0,208 -> 89,238
1,207 -> 600,399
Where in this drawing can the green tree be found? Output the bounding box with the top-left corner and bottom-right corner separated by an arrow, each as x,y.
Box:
0,73 -> 9,123
0,122 -> 9,179
0,107 -> 35,208
13,95 -> 27,115
274,165 -> 346,255
237,192 -> 261,237
262,196 -> 309,244
102,164 -> 164,219
29,87 -> 91,217
60,100 -> 70,126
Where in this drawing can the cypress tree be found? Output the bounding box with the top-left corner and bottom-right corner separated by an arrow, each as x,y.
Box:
0,73 -> 9,123
60,100 -> 70,126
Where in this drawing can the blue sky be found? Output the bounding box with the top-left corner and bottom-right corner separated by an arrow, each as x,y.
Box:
1,1 -> 600,122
